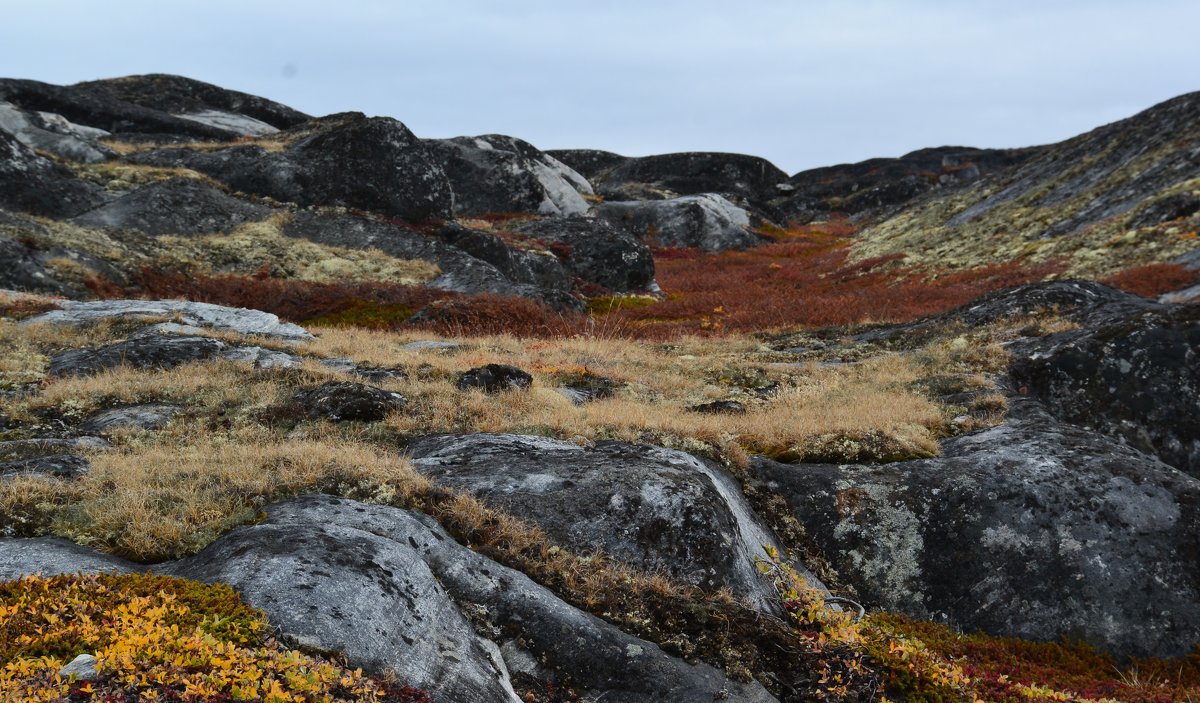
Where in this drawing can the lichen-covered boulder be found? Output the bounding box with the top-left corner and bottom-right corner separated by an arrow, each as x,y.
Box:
597,194 -> 763,251
79,404 -> 180,434
751,400 -> 1200,658
1011,302 -> 1200,477
456,364 -> 533,393
131,113 -> 454,223
29,299 -> 314,341
0,536 -> 139,578
592,151 -> 788,205
294,381 -> 406,423
426,134 -> 593,217
407,433 -> 797,609
48,335 -> 228,377
71,178 -> 272,235
511,217 -> 656,293
0,129 -> 106,218
0,100 -> 113,163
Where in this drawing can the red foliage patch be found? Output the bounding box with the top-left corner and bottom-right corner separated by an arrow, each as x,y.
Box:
603,223 -> 1066,338
1102,263 -> 1197,298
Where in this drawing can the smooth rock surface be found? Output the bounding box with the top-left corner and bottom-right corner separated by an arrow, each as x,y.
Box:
597,194 -> 762,251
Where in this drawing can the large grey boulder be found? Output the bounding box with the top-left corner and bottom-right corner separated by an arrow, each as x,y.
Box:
751,401 -> 1200,658
597,194 -> 763,251
511,217 -> 656,293
590,151 -> 788,205
427,134 -> 593,217
0,100 -> 113,163
80,404 -> 181,434
407,433 -> 801,610
131,113 -> 454,223
48,335 -> 228,377
28,299 -> 314,341
71,177 -> 272,235
1011,302 -> 1200,477
0,129 -> 107,218
165,507 -> 522,703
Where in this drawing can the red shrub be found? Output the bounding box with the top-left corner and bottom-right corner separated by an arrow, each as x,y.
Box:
1103,263 -> 1196,298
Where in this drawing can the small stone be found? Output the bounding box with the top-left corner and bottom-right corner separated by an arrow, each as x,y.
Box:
457,364 -> 533,394
689,400 -> 746,415
58,653 -> 98,681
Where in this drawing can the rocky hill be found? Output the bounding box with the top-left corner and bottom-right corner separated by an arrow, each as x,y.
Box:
0,74 -> 1199,703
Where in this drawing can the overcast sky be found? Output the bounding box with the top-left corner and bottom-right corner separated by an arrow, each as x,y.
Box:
2,1 -> 1197,173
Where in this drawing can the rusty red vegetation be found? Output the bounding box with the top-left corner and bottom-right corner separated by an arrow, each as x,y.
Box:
1102,262 -> 1196,298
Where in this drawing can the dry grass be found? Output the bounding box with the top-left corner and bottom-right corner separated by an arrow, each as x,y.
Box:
301,327 -> 948,464
152,214 -> 441,285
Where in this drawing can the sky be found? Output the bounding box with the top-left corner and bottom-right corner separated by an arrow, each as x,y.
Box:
2,1 -> 1198,174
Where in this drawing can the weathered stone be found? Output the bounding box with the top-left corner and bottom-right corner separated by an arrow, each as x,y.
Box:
71,178 -> 272,235
132,113 -> 454,222
752,401 -> 1200,658
220,346 -> 303,369
79,404 -> 180,434
29,299 -> 314,341
58,654 -> 99,681
48,335 -> 226,377
689,400 -> 746,414
427,135 -> 593,217
0,454 -> 89,480
457,364 -> 533,393
407,433 -> 795,609
593,152 -> 787,205
511,217 -> 657,293
0,129 -> 107,217
0,536 -> 139,580
544,148 -> 630,181
0,100 -> 113,163
74,74 -> 310,131
294,381 -> 406,422
597,194 -> 762,251
1011,302 -> 1200,477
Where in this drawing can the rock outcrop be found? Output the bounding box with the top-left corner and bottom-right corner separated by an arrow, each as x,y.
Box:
28,299 -> 315,341
131,113 -> 455,223
71,177 -> 272,235
426,135 -> 594,217
597,194 -> 762,250
753,400 -> 1200,659
1011,302 -> 1200,477
407,433 -> 797,609
0,129 -> 106,218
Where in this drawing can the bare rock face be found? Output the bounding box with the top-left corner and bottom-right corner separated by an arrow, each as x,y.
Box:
406,433 -> 798,610
0,536 -> 139,578
79,404 -> 180,434
131,113 -> 455,223
163,503 -> 523,703
29,299 -> 314,341
427,134 -> 593,217
752,401 -> 1200,658
0,129 -> 107,218
1011,302 -> 1200,477
71,177 -> 272,235
590,151 -> 788,206
48,335 -> 228,378
0,100 -> 114,163
511,217 -> 657,293
73,74 -> 310,133
597,194 -> 762,251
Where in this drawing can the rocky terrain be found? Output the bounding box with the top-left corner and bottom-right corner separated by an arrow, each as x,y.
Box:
0,74 -> 1198,703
